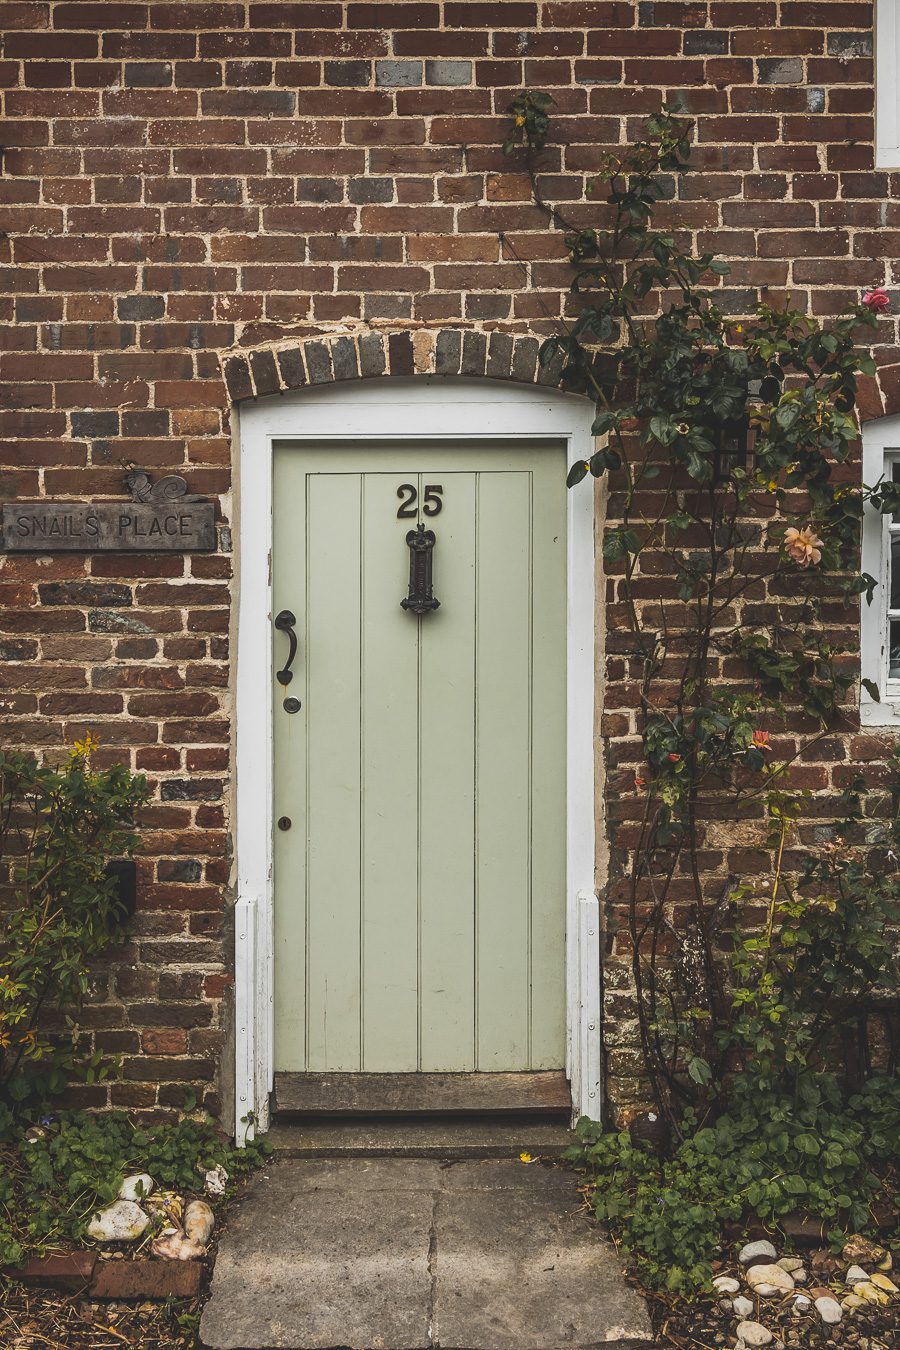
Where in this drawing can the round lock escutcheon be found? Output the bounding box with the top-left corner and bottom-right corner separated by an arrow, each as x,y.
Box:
277,816 -> 292,832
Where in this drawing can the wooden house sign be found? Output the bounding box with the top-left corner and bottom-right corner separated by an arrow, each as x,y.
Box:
1,471 -> 215,553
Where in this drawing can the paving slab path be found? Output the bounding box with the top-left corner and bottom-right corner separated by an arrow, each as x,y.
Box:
199,1155 -> 653,1350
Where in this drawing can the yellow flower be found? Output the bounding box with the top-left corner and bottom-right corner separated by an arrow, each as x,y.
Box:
515,113 -> 526,127
783,525 -> 823,568
519,1151 -> 534,1163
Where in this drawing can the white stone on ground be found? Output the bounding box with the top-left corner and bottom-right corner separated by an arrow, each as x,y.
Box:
777,1257 -> 804,1274
792,1294 -> 811,1314
733,1296 -> 754,1318
814,1296 -> 842,1325
739,1240 -> 778,1264
736,1321 -> 773,1347
185,1198 -> 215,1245
713,1275 -> 741,1294
117,1173 -> 155,1202
87,1199 -> 150,1242
746,1264 -> 794,1297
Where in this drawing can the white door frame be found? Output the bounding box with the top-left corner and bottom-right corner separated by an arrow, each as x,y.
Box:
233,377 -> 600,1143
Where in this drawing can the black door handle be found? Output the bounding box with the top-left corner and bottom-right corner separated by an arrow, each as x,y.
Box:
274,609 -> 298,684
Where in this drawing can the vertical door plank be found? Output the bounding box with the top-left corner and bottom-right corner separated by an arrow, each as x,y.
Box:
474,471 -> 533,1069
418,471 -> 477,1070
360,474 -> 420,1069
272,448 -> 309,1071
304,473 -> 363,1070
528,452 -> 568,1066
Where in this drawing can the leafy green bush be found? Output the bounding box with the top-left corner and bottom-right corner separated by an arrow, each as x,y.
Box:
568,1072 -> 899,1294
0,1110 -> 270,1268
0,740 -> 149,1124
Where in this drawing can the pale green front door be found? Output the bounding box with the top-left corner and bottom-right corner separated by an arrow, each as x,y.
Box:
272,441 -> 567,1074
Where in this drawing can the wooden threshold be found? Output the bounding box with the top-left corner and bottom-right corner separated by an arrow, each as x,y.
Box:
273,1070 -> 571,1117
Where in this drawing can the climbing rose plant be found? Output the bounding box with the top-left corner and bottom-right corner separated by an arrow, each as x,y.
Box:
504,98 -> 900,1132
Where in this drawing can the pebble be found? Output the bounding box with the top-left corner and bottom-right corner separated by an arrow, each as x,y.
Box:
842,1237 -> 887,1267
117,1173 -> 155,1203
842,1294 -> 864,1312
714,1276 -> 742,1294
150,1232 -> 206,1261
846,1266 -> 870,1286
815,1297 -> 843,1326
734,1296 -> 755,1318
184,1198 -> 214,1246
778,1258 -> 805,1274
854,1283 -> 889,1306
87,1199 -> 150,1242
202,1163 -> 229,1196
737,1320 -> 773,1346
740,1240 -> 778,1264
792,1295 -> 812,1314
868,1272 -> 897,1295
747,1264 -> 795,1297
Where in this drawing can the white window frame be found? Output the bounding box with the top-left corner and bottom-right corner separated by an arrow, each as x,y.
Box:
861,415 -> 900,722
876,0 -> 900,168
232,377 -> 601,1142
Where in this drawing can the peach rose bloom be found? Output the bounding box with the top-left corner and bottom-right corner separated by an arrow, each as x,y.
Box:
783,525 -> 823,568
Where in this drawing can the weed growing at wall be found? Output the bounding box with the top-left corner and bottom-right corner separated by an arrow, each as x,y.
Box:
0,741 -> 149,1127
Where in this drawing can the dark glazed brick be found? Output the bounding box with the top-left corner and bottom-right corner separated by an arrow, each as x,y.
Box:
125,61 -> 172,87
683,32 -> 727,56
249,348 -> 280,396
118,294 -> 166,321
348,176 -> 393,203
461,329 -> 486,377
758,58 -> 802,85
375,60 -> 422,87
486,330 -> 513,380
435,328 -> 461,375
511,336 -> 539,384
425,60 -> 472,86
304,340 -> 333,384
123,410 -> 169,436
161,779 -> 223,801
536,343 -> 566,387
158,858 -> 202,881
359,331 -> 386,378
332,336 -> 360,381
325,60 -> 371,86
297,177 -> 344,202
388,331 -> 415,376
71,410 -> 119,438
827,32 -> 872,59
277,346 -> 306,388
223,354 -> 253,402
40,581 -> 132,607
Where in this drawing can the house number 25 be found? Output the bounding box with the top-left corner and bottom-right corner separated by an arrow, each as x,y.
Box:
396,483 -> 443,518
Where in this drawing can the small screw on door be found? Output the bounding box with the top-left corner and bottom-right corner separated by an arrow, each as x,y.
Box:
277,816 -> 292,832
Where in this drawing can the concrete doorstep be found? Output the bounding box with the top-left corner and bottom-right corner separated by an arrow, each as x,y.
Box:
199,1156 -> 653,1350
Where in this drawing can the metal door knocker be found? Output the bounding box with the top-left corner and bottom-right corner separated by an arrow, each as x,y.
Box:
401,523 -> 440,615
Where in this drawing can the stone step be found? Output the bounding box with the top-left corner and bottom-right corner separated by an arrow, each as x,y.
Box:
265,1115 -> 576,1159
199,1157 -> 653,1350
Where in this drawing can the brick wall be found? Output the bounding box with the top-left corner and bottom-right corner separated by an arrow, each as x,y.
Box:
0,0 -> 894,1124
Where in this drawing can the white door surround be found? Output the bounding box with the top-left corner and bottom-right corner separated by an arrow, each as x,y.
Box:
233,377 -> 600,1143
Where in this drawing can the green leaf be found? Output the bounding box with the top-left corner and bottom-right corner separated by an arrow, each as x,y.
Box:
861,678 -> 880,703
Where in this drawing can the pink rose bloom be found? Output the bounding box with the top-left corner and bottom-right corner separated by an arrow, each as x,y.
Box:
862,286 -> 890,313
784,525 -> 823,568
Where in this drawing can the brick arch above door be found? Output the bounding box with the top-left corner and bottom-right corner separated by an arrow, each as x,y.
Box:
222,329 -> 569,405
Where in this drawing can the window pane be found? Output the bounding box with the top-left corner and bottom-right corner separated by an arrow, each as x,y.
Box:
891,537 -> 900,610
890,620 -> 900,680
892,460 -> 900,523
